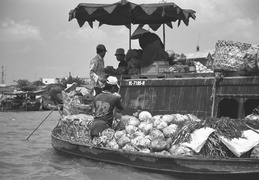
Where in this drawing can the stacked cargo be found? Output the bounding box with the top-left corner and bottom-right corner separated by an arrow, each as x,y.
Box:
213,40 -> 259,73
59,108 -> 259,158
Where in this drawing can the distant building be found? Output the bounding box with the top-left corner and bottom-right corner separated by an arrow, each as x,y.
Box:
185,49 -> 214,66
41,77 -> 91,85
41,78 -> 60,85
0,85 -> 16,94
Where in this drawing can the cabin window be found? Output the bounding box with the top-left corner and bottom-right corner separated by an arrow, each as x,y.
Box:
244,99 -> 259,116
218,99 -> 238,119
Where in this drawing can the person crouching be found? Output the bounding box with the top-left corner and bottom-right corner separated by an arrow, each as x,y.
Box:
90,76 -> 124,139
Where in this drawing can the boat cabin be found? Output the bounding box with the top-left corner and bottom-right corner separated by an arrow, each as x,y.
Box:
119,73 -> 259,119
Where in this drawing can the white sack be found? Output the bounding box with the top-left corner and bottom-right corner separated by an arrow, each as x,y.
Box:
220,130 -> 259,157
182,127 -> 215,153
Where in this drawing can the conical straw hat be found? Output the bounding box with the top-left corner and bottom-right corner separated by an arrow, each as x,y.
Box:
131,27 -> 150,39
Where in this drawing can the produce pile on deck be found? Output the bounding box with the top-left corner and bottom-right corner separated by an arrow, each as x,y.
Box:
59,96 -> 259,158
165,51 -> 214,74
213,40 -> 259,72
104,40 -> 258,76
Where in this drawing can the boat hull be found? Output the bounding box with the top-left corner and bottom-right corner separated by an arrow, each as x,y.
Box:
51,126 -> 259,178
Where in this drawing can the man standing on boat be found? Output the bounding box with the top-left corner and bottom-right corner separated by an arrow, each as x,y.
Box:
90,76 -> 124,138
115,48 -> 127,68
114,48 -> 128,75
90,44 -> 107,96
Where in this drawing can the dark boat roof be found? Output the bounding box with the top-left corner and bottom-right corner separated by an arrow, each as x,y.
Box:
3,89 -> 45,95
69,0 -> 196,30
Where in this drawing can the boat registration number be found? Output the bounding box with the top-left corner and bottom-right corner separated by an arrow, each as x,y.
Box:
128,80 -> 145,86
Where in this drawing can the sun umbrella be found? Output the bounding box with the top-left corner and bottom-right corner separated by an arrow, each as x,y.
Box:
68,0 -> 196,48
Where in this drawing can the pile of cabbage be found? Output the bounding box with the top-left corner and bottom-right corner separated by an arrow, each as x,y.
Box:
92,112 -> 198,156
60,110 -> 259,158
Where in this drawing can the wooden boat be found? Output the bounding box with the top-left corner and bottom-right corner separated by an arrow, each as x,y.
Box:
1,90 -> 44,111
52,2 -> 259,179
51,126 -> 259,179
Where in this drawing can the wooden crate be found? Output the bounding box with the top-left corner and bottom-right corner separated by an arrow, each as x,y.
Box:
141,61 -> 169,75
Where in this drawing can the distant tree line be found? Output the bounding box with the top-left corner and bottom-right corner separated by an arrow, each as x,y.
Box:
16,76 -> 86,91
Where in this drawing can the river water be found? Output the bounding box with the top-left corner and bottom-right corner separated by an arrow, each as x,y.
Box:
0,111 -> 202,180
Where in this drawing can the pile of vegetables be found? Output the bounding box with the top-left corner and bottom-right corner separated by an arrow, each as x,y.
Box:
60,114 -> 93,144
213,40 -> 252,71
59,110 -> 259,158
62,90 -> 93,116
194,61 -> 213,73
164,59 -> 213,74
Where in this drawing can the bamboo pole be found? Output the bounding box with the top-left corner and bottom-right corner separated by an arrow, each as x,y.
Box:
129,24 -> 131,49
211,79 -> 217,117
163,23 -> 165,49
26,108 -> 55,140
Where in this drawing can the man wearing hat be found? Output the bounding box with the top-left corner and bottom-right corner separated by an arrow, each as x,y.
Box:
90,44 -> 107,96
115,48 -> 127,68
90,76 -> 124,138
112,48 -> 128,75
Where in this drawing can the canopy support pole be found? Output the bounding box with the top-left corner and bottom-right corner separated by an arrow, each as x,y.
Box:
163,23 -> 165,49
129,24 -> 131,49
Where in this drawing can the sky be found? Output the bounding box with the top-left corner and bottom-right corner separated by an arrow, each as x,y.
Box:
0,0 -> 258,85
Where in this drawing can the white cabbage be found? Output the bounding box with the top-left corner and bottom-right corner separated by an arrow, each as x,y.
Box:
132,131 -> 145,138
122,144 -> 136,151
153,118 -> 162,128
106,138 -> 119,149
169,144 -> 193,156
149,129 -> 164,140
114,130 -> 126,140
138,122 -> 153,135
125,125 -> 138,135
156,121 -> 168,131
131,136 -> 151,149
138,111 -> 152,122
162,124 -> 178,138
151,115 -> 162,122
117,135 -> 131,148
128,116 -> 141,126
121,115 -> 140,126
161,114 -> 173,124
150,139 -> 170,152
139,148 -> 151,153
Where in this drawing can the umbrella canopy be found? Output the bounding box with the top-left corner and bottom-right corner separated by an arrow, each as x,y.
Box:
69,0 -> 196,31
131,27 -> 150,39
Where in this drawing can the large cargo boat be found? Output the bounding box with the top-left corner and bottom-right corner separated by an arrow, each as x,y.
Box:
50,1 -> 259,179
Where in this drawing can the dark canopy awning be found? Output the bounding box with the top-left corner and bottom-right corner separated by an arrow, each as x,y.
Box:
69,0 -> 196,31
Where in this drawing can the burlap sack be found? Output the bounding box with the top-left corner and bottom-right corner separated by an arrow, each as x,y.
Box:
213,40 -> 251,71
244,46 -> 259,72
